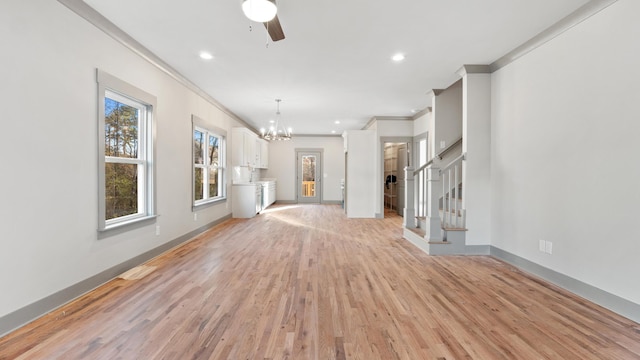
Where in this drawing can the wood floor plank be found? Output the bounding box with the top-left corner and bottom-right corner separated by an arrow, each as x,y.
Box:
1,204 -> 639,359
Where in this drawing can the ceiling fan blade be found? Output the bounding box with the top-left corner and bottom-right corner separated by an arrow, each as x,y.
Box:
264,15 -> 285,41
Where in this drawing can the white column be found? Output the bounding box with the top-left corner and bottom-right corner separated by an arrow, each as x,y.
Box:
403,166 -> 415,228
425,165 -> 443,241
457,65 -> 492,245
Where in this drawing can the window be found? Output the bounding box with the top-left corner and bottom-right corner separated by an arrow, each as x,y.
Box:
193,116 -> 226,207
97,70 -> 156,231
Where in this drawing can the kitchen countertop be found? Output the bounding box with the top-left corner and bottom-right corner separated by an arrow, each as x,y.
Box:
233,179 -> 277,185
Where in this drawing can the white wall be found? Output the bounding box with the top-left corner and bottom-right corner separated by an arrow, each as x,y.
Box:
263,136 -> 345,202
461,73 -> 492,246
431,81 -> 463,158
344,130 -> 376,218
0,0 -> 244,318
376,120 -> 414,137
413,111 -> 430,138
491,0 -> 640,305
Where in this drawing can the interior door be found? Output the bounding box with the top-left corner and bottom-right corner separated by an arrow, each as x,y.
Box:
297,151 -> 321,203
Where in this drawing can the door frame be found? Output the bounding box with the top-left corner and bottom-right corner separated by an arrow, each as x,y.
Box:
295,148 -> 323,203
379,137 -> 412,218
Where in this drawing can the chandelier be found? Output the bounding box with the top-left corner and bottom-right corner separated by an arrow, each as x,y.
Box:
261,99 -> 292,141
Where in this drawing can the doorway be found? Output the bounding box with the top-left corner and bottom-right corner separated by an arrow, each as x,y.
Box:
296,150 -> 322,203
383,142 -> 409,216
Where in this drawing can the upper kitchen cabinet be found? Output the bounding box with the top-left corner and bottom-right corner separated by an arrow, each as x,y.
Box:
232,127 -> 256,167
256,138 -> 268,169
232,128 -> 269,169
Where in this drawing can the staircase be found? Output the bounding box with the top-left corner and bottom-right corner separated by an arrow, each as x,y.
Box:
403,146 -> 468,255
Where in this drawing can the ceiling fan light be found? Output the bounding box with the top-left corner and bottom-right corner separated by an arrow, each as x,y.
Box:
242,0 -> 277,23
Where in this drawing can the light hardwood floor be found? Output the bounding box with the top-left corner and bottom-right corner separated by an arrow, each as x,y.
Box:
1,204 -> 639,359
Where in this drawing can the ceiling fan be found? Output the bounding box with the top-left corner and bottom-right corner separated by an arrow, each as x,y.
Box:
241,0 -> 285,42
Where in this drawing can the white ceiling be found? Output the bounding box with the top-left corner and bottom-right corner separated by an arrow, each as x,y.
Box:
84,0 -> 591,135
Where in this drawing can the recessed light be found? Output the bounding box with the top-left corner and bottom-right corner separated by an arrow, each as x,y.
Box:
334,120 -> 340,124
331,130 -> 336,134
269,120 -> 275,124
199,51 -> 214,60
391,53 -> 405,62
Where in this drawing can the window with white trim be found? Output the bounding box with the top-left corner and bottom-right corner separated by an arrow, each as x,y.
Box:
193,116 -> 226,206
97,70 -> 156,231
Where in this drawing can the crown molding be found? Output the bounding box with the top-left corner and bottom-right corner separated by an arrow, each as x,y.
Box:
362,117 -> 376,130
426,89 -> 444,98
291,134 -> 343,138
490,0 -> 619,72
56,0 -> 256,132
361,116 -> 414,130
457,65 -> 491,77
373,116 -> 414,121
412,107 -> 431,119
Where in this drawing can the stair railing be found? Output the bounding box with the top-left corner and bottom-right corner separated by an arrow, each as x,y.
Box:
404,141 -> 465,239
440,153 -> 466,229
410,138 -> 462,219
412,158 -> 434,218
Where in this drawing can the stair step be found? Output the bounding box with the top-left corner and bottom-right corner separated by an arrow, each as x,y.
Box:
403,225 -> 467,256
407,227 -> 425,237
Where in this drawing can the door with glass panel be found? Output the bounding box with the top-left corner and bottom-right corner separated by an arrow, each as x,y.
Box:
297,150 -> 321,203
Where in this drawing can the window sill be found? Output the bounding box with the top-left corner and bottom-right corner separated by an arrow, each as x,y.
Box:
193,197 -> 227,211
98,215 -> 158,238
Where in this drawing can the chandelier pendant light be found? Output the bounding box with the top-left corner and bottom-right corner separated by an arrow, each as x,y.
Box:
242,0 -> 277,23
261,99 -> 292,141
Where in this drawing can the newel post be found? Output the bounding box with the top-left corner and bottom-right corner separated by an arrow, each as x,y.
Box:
425,166 -> 443,241
403,166 -> 415,229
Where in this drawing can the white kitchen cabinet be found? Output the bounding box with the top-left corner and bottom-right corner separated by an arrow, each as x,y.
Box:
268,181 -> 276,206
232,183 -> 261,218
258,180 -> 276,209
232,128 -> 257,167
256,138 -> 269,169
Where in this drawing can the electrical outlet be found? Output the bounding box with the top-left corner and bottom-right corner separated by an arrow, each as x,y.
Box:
440,140 -> 446,149
545,241 -> 553,254
155,225 -> 160,236
194,213 -> 198,221
539,240 -> 546,252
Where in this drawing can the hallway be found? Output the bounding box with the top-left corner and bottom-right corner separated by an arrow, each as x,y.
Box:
1,205 -> 639,359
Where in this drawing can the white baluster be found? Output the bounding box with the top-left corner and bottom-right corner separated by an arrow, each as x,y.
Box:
404,166 -> 415,229
454,164 -> 459,228
441,170 -> 445,225
448,168 -> 452,227
422,170 -> 427,217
